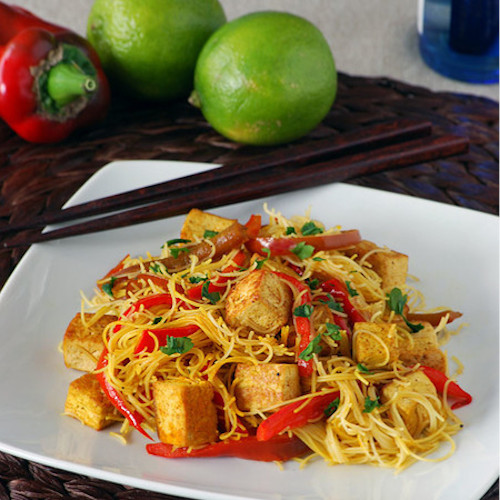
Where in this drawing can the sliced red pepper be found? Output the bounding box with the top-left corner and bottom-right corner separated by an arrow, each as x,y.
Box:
186,251 -> 246,301
95,348 -> 152,440
320,278 -> 365,325
146,434 -> 310,462
406,310 -> 462,327
134,325 -> 199,354
257,391 -> 340,441
272,271 -> 314,377
420,365 -> 472,410
246,230 -> 361,257
244,214 -> 262,239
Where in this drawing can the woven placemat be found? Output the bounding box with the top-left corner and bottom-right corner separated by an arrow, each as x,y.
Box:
0,72 -> 498,499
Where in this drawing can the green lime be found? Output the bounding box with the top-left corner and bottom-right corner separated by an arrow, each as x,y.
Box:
190,11 -> 337,145
87,0 -> 226,101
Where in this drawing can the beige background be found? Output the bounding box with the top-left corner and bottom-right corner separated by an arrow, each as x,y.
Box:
12,0 -> 499,101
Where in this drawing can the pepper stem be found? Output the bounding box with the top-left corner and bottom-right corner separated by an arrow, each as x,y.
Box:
46,63 -> 97,108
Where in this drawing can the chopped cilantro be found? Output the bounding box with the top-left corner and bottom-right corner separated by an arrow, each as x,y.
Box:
152,317 -> 162,325
166,238 -> 190,246
386,288 -> 424,333
170,247 -> 190,259
356,363 -> 372,374
306,278 -> 320,290
203,229 -> 219,238
255,248 -> 271,269
291,241 -> 314,260
286,226 -> 297,235
189,275 -> 208,284
324,397 -> 340,417
160,336 -> 193,355
301,221 -> 324,235
294,303 -> 314,318
299,335 -> 322,361
201,281 -> 220,304
320,294 -> 344,313
325,322 -> 342,341
345,280 -> 359,297
149,262 -> 164,274
102,277 -> 116,298
312,257 -> 325,262
363,396 -> 381,413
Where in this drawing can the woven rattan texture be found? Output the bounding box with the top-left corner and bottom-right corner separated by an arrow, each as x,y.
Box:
0,72 -> 498,499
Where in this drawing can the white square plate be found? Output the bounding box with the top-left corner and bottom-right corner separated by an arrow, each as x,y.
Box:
0,160 -> 497,500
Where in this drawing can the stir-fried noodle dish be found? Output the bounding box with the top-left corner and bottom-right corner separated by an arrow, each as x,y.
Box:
62,207 -> 472,471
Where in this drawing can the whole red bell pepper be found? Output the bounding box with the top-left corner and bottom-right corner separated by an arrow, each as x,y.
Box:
146,434 -> 310,462
0,2 -> 109,143
257,391 -> 340,441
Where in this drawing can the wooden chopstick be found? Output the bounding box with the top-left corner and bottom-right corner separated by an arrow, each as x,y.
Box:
0,119 -> 431,235
2,131 -> 468,249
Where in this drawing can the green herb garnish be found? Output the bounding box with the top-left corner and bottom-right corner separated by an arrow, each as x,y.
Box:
285,226 -> 296,235
386,288 -> 424,333
363,396 -> 381,413
102,277 -> 116,298
294,303 -> 314,318
345,280 -> 359,297
203,229 -> 219,238
320,294 -> 344,313
201,281 -> 220,304
291,241 -> 315,260
357,363 -> 372,374
299,335 -> 322,361
325,322 -> 342,341
160,336 -> 194,355
301,221 -> 323,235
255,248 -> 271,269
324,397 -> 340,417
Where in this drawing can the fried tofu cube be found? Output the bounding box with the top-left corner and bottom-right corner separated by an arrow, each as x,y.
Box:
381,371 -> 438,436
398,323 -> 447,373
353,322 -> 400,369
63,313 -> 115,372
180,208 -> 235,241
345,240 -> 408,290
234,363 -> 301,411
153,379 -> 218,447
225,270 -> 292,335
64,373 -> 121,430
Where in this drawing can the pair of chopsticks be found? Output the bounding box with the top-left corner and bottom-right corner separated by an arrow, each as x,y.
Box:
1,118 -> 468,249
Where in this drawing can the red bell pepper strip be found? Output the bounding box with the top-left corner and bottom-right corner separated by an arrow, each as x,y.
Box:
146,434 -> 310,462
0,3 -> 109,143
244,214 -> 262,239
95,348 -> 152,440
134,325 -> 200,354
246,230 -> 361,257
406,310 -> 462,327
257,391 -> 340,441
186,251 -> 246,300
272,271 -> 315,377
320,278 -> 365,325
420,365 -> 472,410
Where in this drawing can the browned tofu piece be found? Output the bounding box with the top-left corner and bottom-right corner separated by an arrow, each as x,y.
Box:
225,270 -> 292,335
180,208 -> 236,241
353,322 -> 400,369
381,371 -> 438,436
398,323 -> 447,373
345,240 -> 408,290
64,373 -> 121,430
234,363 -> 301,411
63,313 -> 115,372
153,379 -> 218,447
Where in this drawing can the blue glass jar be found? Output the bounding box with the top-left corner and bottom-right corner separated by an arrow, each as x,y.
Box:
418,0 -> 499,84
